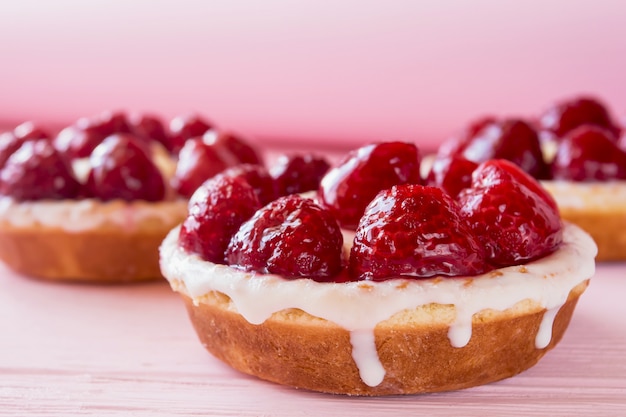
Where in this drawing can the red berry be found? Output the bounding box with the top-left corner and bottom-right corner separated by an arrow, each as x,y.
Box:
172,137 -> 235,198
76,110 -> 131,137
0,122 -> 52,168
444,118 -> 549,179
271,153 -> 331,196
539,96 -> 620,139
439,116 -> 497,157
217,164 -> 278,205
426,155 -> 478,198
203,130 -> 262,165
349,184 -> 490,281
54,126 -> 106,159
13,121 -> 50,141
179,175 -> 262,263
551,125 -> 626,181
457,160 -> 562,266
128,113 -> 172,151
0,139 -> 81,201
318,141 -> 422,230
169,114 -> 213,154
226,195 -> 343,281
86,133 -> 165,202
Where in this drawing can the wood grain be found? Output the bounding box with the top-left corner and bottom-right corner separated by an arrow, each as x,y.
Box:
1,263 -> 625,416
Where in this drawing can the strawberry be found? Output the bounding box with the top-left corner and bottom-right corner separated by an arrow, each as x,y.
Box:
0,139 -> 81,200
216,164 -> 278,205
179,175 -> 262,263
539,95 -> 620,139
203,130 -> 262,165
426,155 -> 478,198
271,153 -> 330,196
226,195 -> 343,281
168,114 -> 213,154
349,184 -> 490,281
128,113 -> 172,152
85,133 -> 165,202
171,137 -> 236,198
443,118 -> 549,179
551,125 -> 626,181
457,160 -> 562,266
0,122 -> 51,168
317,141 -> 422,230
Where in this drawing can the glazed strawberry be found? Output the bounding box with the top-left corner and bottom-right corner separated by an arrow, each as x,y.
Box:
0,122 -> 52,168
271,153 -> 331,196
444,118 -> 549,179
551,125 -> 626,181
318,141 -> 422,229
438,116 -> 496,157
169,114 -> 213,154
457,160 -> 562,266
179,175 -> 262,263
0,139 -> 81,200
86,133 -> 165,202
203,130 -> 262,165
426,155 -> 478,198
76,110 -> 131,137
539,96 -> 620,139
128,113 -> 172,151
217,164 -> 278,205
13,121 -> 51,142
54,126 -> 107,159
172,137 -> 236,198
349,184 -> 489,281
226,195 -> 343,281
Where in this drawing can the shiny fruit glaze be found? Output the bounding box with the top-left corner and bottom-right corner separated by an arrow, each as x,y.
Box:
318,141 -> 422,230
458,160 -> 562,267
551,125 -> 626,181
442,118 -> 549,179
86,133 -> 166,202
217,164 -> 278,206
539,95 -> 620,139
171,137 -> 235,198
179,175 -> 262,264
426,155 -> 478,198
271,153 -> 331,196
0,139 -> 81,201
349,184 -> 490,281
225,194 -> 343,281
203,130 -> 263,165
168,114 -> 213,154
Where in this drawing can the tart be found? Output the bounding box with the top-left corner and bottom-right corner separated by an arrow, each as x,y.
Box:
160,142 -> 596,396
428,95 -> 626,261
0,111 -> 262,283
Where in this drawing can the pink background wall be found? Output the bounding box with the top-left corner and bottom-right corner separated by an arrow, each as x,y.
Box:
1,1 -> 625,150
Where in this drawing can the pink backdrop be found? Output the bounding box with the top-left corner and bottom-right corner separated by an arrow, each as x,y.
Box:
1,1 -> 625,150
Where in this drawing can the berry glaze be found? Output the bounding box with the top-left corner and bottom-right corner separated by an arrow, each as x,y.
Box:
161,139 -> 597,388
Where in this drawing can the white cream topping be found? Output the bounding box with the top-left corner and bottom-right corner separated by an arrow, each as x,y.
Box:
160,223 -> 596,387
542,180 -> 626,210
0,197 -> 187,232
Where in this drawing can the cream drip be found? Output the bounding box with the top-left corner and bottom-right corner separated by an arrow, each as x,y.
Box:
160,222 -> 597,387
0,197 -> 187,232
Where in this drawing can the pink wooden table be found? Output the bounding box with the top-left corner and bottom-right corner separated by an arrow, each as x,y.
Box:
1,259 -> 625,416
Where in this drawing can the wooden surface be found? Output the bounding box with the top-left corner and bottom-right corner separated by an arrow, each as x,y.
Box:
1,262 -> 625,416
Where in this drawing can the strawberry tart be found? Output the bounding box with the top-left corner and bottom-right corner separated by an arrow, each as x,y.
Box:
429,95 -> 626,261
160,141 -> 596,395
0,111 -> 262,283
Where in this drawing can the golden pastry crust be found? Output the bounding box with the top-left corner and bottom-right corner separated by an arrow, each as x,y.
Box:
178,280 -> 588,396
542,181 -> 626,261
0,200 -> 186,283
